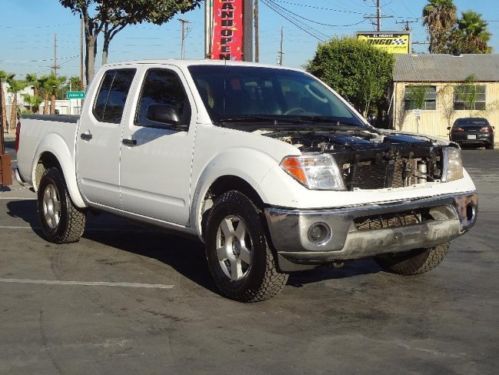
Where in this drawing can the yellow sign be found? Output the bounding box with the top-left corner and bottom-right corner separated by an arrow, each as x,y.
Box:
357,32 -> 410,54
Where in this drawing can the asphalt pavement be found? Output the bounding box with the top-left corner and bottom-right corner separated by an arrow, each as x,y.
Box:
0,139 -> 498,374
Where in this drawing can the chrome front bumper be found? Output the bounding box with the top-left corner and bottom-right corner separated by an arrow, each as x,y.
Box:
264,192 -> 478,272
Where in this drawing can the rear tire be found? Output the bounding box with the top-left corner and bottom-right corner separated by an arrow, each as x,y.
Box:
205,190 -> 288,302
38,167 -> 86,243
375,242 -> 449,275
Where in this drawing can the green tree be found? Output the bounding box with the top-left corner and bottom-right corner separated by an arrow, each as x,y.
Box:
66,76 -> 84,92
452,11 -> 491,54
422,0 -> 457,53
59,0 -> 203,84
6,76 -> 27,131
306,37 -> 394,118
25,73 -> 44,113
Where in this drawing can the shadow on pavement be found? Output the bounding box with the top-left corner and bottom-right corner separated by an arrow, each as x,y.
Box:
6,199 -> 381,293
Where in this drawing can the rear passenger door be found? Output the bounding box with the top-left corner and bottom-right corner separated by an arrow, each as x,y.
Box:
76,68 -> 136,209
119,66 -> 195,225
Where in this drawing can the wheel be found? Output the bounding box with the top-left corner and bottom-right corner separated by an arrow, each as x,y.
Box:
205,191 -> 288,302
38,167 -> 86,243
375,242 -> 449,275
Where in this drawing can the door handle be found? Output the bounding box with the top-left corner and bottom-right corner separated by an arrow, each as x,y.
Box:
80,131 -> 93,141
122,138 -> 137,146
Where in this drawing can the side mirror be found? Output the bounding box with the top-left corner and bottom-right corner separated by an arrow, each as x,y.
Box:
447,127 -> 451,130
147,104 -> 180,126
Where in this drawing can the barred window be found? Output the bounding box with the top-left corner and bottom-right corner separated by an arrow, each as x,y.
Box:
454,85 -> 486,110
404,86 -> 436,110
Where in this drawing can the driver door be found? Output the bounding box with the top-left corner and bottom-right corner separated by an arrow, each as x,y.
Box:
119,66 -> 195,226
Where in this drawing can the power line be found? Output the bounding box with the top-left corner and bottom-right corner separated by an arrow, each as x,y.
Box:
272,0 -> 366,15
261,0 -> 326,42
267,0 -> 366,28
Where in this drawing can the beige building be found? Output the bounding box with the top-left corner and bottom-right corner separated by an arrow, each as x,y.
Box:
392,54 -> 499,140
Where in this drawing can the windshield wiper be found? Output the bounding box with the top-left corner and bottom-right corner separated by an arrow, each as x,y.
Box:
289,115 -> 365,128
216,115 -> 305,126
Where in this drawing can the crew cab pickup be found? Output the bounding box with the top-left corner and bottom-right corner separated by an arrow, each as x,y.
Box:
16,60 -> 478,302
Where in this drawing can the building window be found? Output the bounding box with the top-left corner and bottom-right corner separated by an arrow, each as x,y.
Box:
404,86 -> 436,110
453,85 -> 486,110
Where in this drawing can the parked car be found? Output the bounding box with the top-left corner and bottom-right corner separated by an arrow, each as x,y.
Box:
449,117 -> 495,150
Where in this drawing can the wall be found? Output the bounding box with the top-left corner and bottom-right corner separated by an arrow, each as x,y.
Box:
393,81 -> 499,140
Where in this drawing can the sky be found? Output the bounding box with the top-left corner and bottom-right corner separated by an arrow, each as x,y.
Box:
0,0 -> 498,79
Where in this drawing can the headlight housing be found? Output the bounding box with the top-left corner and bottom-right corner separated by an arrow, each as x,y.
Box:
442,147 -> 464,182
280,153 -> 346,190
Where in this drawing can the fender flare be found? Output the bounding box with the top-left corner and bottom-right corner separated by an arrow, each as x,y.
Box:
32,133 -> 86,208
190,148 -> 279,240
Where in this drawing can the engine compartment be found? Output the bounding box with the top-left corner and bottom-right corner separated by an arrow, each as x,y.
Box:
264,128 -> 445,191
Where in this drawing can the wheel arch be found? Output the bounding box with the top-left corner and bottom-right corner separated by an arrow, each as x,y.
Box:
32,134 -> 86,208
196,175 -> 266,242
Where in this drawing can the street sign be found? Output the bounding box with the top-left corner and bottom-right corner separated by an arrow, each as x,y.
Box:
66,91 -> 85,100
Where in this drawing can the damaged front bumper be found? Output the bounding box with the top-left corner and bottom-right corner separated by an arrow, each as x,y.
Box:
264,191 -> 478,272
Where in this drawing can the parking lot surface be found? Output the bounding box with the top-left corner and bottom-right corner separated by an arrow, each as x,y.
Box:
1,140 -> 498,374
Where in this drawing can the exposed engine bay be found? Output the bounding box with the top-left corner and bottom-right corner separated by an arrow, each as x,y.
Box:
264,127 -> 445,191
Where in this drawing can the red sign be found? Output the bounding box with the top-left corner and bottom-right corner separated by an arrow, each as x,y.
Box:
211,0 -> 244,61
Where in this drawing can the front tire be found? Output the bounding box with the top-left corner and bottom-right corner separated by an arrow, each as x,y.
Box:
38,167 -> 86,243
375,243 -> 449,275
205,191 -> 288,302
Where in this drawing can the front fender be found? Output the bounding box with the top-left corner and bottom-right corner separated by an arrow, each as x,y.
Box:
32,133 -> 86,208
191,147 -> 285,239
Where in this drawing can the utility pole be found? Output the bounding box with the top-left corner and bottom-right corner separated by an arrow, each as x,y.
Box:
254,0 -> 259,62
204,0 -> 213,58
396,19 -> 418,32
277,27 -> 284,66
51,33 -> 60,76
179,18 -> 191,60
364,0 -> 392,31
376,0 -> 381,32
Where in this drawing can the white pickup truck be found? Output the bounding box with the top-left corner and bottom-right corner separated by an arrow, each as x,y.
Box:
16,60 -> 477,302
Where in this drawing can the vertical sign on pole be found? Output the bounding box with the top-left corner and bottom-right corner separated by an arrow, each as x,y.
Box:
211,0 -> 245,61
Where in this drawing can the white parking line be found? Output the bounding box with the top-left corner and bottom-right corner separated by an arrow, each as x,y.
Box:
0,278 -> 174,289
0,197 -> 36,200
0,225 -> 163,233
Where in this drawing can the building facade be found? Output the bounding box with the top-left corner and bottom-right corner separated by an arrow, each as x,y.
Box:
392,54 -> 499,140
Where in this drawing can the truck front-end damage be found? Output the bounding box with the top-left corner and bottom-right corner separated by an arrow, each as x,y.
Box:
262,128 -> 478,272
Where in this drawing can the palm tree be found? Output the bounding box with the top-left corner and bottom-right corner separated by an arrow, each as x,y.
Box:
6,76 -> 26,132
25,73 -> 43,113
45,74 -> 66,115
455,11 -> 491,53
422,0 -> 457,53
38,76 -> 51,114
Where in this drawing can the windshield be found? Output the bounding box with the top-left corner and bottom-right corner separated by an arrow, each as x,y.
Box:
188,65 -> 366,128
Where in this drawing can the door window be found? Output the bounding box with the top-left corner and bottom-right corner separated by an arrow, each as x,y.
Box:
93,69 -> 136,123
135,69 -> 191,128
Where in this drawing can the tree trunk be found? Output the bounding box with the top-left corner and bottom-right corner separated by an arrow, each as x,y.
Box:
0,81 -> 7,134
50,94 -> 56,115
102,36 -> 110,66
9,94 -> 17,133
43,94 -> 49,115
85,34 -> 97,86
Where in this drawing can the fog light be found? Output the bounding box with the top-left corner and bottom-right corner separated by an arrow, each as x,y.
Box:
308,223 -> 332,244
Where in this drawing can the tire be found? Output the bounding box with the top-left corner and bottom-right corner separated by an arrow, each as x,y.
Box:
375,242 -> 449,275
205,190 -> 288,302
38,167 -> 86,243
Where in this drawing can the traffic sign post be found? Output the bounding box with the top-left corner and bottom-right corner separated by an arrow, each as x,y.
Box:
66,91 -> 85,100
